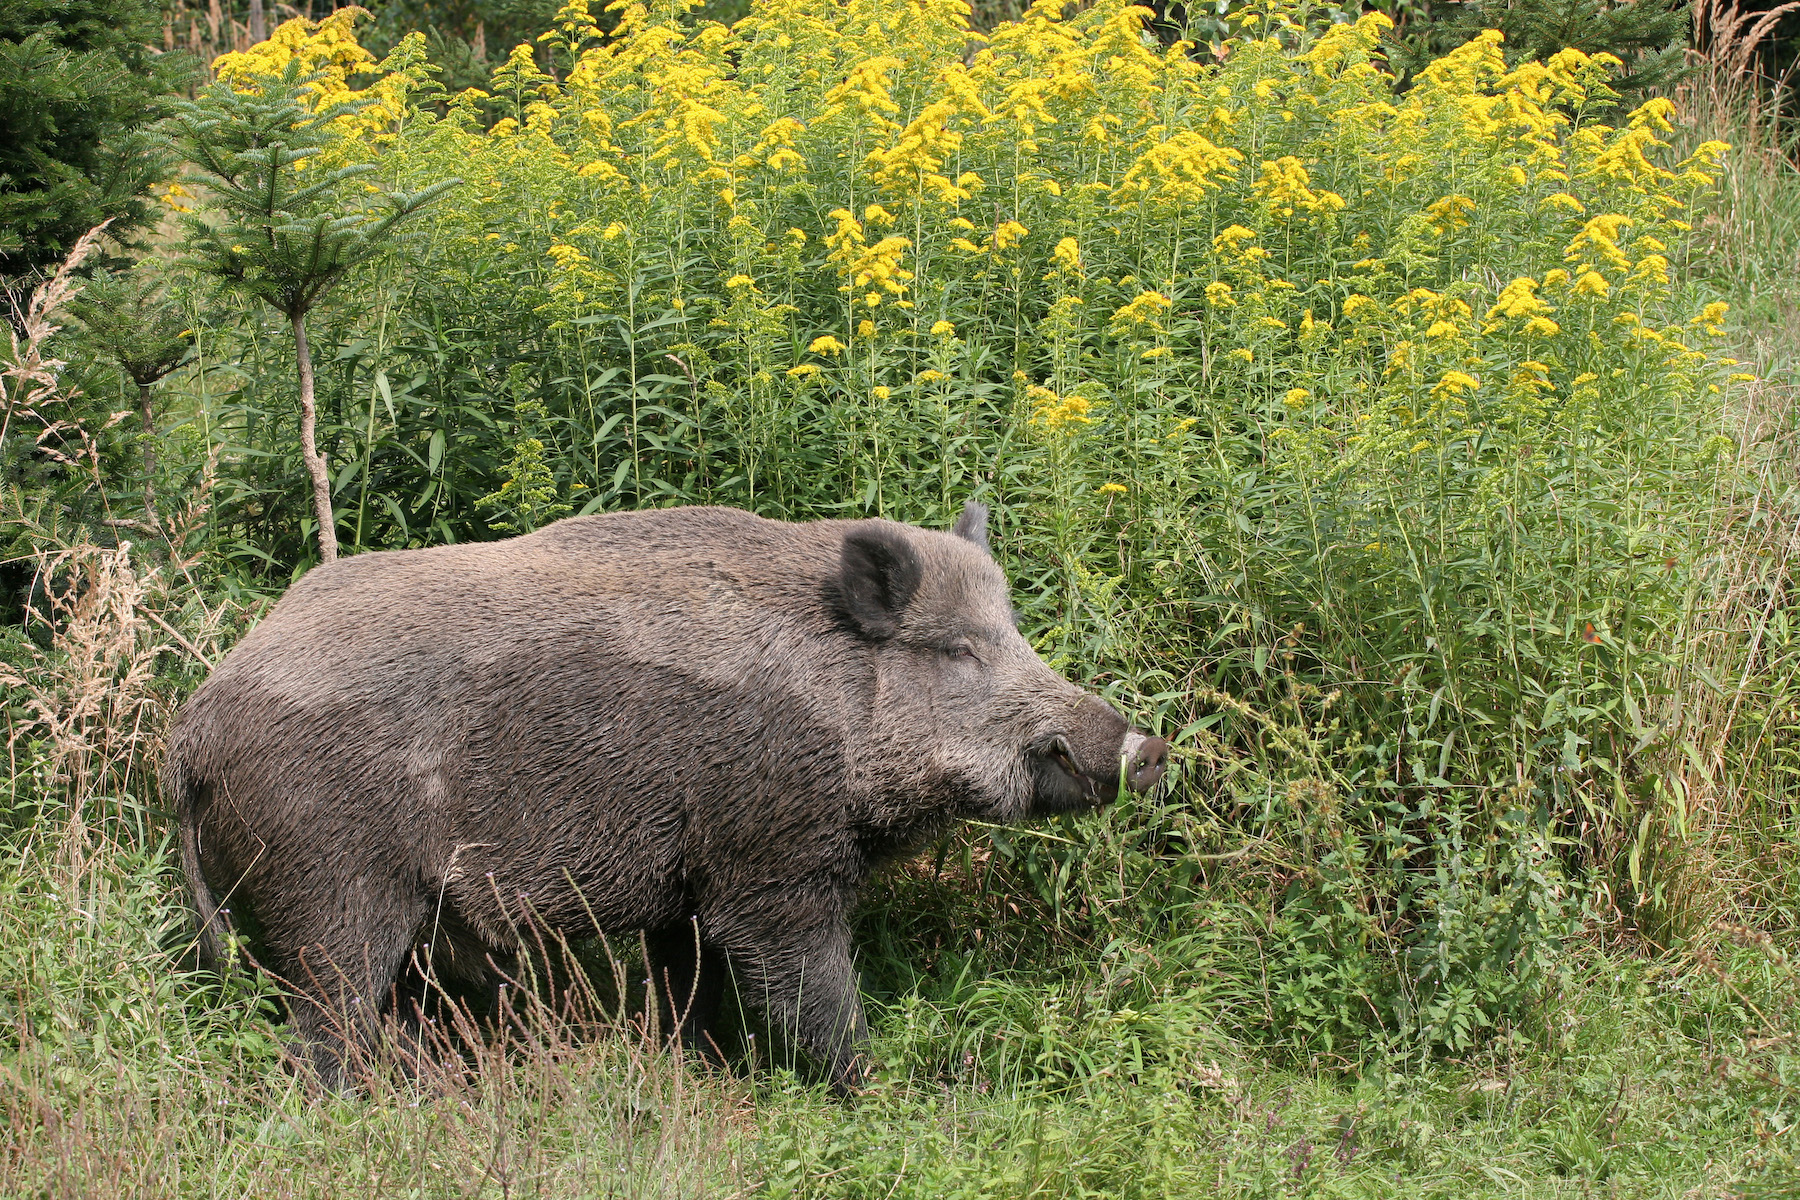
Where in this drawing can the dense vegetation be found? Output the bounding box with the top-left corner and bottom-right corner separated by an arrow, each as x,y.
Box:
3,0 -> 1798,1194
0,0 -> 191,273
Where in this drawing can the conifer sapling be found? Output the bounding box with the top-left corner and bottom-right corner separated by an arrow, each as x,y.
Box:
168,61 -> 457,563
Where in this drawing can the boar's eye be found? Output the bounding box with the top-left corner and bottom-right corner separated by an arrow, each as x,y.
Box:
946,641 -> 978,661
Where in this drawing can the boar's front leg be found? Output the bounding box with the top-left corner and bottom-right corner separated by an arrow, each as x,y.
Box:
709,899 -> 867,1095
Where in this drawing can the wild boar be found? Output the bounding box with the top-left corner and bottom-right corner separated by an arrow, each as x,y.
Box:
163,502 -> 1168,1092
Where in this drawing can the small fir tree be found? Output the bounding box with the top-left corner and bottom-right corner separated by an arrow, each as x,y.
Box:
168,62 -> 457,563
68,261 -> 192,527
0,0 -> 189,278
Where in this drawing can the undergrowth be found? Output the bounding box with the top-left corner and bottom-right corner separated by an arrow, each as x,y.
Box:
56,0 -> 1788,1055
4,0 -> 1800,1194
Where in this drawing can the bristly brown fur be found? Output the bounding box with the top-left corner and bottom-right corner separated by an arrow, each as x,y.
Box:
163,502 -> 1165,1093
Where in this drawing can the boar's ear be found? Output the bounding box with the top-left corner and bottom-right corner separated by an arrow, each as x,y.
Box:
836,525 -> 923,640
950,500 -> 990,554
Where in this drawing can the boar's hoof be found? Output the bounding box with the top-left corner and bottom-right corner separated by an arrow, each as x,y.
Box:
829,1053 -> 867,1099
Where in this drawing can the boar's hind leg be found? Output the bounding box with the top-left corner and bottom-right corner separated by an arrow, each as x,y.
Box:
711,908 -> 867,1096
264,884 -> 429,1091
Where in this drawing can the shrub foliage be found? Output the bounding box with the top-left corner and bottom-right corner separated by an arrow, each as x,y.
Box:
0,0 -> 187,275
24,0 -> 1776,1065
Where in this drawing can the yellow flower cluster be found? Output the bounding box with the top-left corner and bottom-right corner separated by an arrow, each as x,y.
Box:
1254,156 -> 1345,219
1484,278 -> 1559,336
1118,132 -> 1245,212
213,8 -> 374,99
262,0 -> 1744,493
1110,290 -> 1173,334
824,208 -> 914,307
1028,385 -> 1098,433
214,10 -> 433,142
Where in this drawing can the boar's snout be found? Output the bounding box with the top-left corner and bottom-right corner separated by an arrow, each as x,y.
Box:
1030,694 -> 1170,811
1121,730 -> 1170,794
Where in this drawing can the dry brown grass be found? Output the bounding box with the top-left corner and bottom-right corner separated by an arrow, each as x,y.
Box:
1676,0 -> 1800,362
1645,377 -> 1800,944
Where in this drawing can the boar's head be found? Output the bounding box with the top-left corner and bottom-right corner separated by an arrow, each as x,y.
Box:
832,501 -> 1168,825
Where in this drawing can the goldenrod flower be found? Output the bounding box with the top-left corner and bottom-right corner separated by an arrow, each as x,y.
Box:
808,335 -> 846,355
1254,156 -> 1344,219
1486,277 -> 1551,321
1424,194 -> 1477,231
1111,291 -> 1173,331
1027,385 -> 1099,432
1119,132 -> 1244,211
547,243 -> 590,270
1212,225 -> 1258,256
1573,271 -> 1611,298
1433,370 -> 1480,396
156,182 -> 196,213
930,320 -> 956,337
1566,215 -> 1634,269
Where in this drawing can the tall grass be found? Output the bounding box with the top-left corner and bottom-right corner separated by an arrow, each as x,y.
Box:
1680,0 -> 1800,358
1637,0 -> 1800,943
